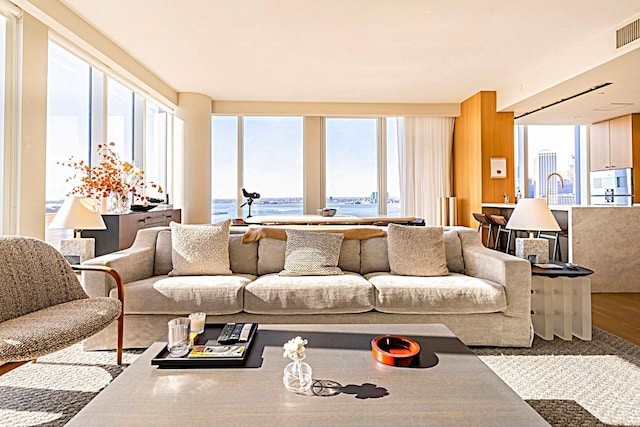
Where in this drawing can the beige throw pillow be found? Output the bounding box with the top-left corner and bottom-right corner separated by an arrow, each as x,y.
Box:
169,220 -> 232,276
279,229 -> 344,276
387,224 -> 449,277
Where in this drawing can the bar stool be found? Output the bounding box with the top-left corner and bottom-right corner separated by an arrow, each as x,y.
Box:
536,230 -> 568,262
472,213 -> 494,248
490,215 -> 514,254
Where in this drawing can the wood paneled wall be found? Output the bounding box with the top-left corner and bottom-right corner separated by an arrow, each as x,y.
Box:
453,92 -> 514,227
633,114 -> 640,204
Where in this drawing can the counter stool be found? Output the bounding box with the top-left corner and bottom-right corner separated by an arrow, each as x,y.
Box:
472,213 -> 494,248
536,230 -> 568,262
490,215 -> 514,254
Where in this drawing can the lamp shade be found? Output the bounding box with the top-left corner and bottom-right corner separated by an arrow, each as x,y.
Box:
505,198 -> 560,232
49,197 -> 106,231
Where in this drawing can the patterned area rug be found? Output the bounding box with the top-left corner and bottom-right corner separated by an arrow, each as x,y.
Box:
1,327 -> 639,426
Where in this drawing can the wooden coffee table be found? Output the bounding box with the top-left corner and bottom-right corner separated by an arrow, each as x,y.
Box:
67,324 -> 548,426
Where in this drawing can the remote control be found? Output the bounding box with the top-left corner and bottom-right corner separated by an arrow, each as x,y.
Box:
228,323 -> 244,342
216,323 -> 236,344
217,323 -> 244,344
238,323 -> 254,342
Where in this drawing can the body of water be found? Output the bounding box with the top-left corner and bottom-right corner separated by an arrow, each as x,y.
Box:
212,201 -> 401,222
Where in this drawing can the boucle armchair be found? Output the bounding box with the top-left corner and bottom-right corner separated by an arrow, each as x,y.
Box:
0,236 -> 124,375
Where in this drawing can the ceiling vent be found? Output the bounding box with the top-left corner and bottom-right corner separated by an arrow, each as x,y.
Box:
616,18 -> 640,49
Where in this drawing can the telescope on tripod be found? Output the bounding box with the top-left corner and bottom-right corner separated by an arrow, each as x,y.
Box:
240,188 -> 260,218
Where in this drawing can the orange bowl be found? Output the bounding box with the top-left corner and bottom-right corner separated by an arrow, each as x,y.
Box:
371,335 -> 420,367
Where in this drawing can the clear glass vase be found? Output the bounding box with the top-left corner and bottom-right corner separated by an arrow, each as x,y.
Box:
283,355 -> 312,393
109,191 -> 130,214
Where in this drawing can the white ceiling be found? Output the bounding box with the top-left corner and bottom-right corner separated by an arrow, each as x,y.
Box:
59,0 -> 640,124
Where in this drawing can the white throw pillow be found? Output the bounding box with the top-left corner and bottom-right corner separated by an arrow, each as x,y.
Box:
279,229 -> 344,276
387,224 -> 449,277
169,220 -> 232,276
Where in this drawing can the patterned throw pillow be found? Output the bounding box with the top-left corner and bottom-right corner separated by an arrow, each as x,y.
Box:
387,224 -> 449,277
279,229 -> 344,276
169,220 -> 232,276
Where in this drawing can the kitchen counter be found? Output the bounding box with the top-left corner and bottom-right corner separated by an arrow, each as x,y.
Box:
481,203 -> 640,292
481,203 -> 574,211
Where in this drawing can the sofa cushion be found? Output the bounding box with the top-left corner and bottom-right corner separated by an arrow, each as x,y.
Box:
244,272 -> 374,314
360,230 -> 464,275
442,230 -> 465,273
365,272 -> 506,314
387,224 -> 448,276
258,238 -> 360,275
169,221 -> 232,276
280,229 -> 344,276
155,231 -> 258,276
110,274 -> 255,315
154,230 -> 172,275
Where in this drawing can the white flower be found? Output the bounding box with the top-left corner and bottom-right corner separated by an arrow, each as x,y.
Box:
283,336 -> 308,359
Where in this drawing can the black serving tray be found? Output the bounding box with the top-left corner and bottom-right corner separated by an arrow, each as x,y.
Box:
151,323 -> 258,368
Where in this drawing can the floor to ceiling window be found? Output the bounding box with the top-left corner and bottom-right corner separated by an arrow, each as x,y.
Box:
211,116 -> 304,221
45,42 -> 173,246
107,77 -> 134,162
0,15 -> 7,232
45,42 -> 91,243
325,118 -> 378,216
211,116 -> 239,222
516,125 -> 583,205
0,7 -> 18,234
212,115 -> 401,220
243,116 -> 303,217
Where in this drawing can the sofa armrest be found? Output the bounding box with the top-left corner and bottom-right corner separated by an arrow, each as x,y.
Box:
81,247 -> 155,298
460,232 -> 531,318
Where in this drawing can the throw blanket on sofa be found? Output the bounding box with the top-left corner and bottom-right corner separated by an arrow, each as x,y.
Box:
241,225 -> 387,243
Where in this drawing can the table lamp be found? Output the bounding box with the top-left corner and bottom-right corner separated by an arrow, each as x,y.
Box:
505,198 -> 560,264
49,197 -> 106,264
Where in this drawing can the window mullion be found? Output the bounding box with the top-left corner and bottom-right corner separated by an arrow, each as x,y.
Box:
236,116 -> 243,218
377,117 -> 387,215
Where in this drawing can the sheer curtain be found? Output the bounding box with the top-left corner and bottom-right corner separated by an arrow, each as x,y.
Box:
397,117 -> 455,224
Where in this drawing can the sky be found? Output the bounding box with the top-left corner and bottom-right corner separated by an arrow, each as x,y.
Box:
211,116 -> 401,200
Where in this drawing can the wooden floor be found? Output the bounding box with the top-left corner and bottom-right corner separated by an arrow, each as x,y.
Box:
591,293 -> 640,346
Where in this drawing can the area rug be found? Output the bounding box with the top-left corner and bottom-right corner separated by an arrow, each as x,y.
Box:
1,327 -> 639,426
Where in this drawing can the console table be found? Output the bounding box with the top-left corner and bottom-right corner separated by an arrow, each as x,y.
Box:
83,208 -> 181,256
530,261 -> 594,341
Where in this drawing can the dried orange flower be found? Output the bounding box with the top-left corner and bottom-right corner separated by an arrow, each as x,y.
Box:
58,142 -> 163,203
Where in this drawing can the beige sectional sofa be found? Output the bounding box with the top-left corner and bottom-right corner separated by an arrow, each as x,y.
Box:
81,225 -> 533,350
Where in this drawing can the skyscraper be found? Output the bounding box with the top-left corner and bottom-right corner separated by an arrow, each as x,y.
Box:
536,150 -> 557,200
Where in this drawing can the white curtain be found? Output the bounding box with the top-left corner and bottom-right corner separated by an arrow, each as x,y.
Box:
397,117 -> 455,225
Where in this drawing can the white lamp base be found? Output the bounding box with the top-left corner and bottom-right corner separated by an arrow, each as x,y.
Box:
515,238 -> 549,264
60,238 -> 96,265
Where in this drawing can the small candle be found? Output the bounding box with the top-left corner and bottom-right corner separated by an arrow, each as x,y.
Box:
188,312 -> 206,334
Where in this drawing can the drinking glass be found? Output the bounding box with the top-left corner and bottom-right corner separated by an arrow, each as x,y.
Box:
189,312 -> 206,334
167,317 -> 190,357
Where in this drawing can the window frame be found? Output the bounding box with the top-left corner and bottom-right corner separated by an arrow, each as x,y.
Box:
211,115 -> 399,219
0,5 -> 20,234
515,124 -> 585,205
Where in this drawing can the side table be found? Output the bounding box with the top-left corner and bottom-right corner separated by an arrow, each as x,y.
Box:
530,261 -> 594,341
